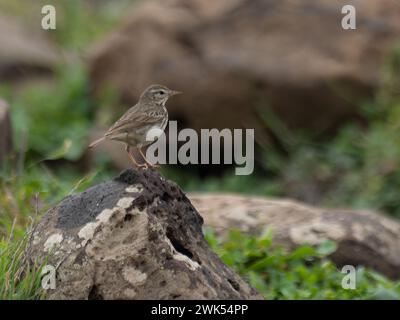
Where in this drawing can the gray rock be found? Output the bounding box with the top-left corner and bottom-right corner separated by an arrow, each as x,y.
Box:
0,15 -> 59,81
190,193 -> 400,280
27,169 -> 262,300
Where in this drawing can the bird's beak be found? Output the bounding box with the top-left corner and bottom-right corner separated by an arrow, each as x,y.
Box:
170,90 -> 182,96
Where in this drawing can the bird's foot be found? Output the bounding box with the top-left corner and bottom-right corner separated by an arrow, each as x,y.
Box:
139,164 -> 159,170
132,163 -> 147,170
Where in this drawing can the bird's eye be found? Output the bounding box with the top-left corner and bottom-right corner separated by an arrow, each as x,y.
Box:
158,91 -> 165,95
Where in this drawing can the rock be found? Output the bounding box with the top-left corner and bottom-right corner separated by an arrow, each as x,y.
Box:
89,0 -> 400,136
26,169 -> 262,299
0,99 -> 12,165
0,15 -> 59,81
189,193 -> 400,280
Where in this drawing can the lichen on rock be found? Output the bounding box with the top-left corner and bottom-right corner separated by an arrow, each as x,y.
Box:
26,169 -> 262,300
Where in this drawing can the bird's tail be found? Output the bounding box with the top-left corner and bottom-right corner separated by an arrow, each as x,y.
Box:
88,137 -> 105,149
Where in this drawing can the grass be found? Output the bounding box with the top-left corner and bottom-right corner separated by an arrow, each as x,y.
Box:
0,229 -> 45,300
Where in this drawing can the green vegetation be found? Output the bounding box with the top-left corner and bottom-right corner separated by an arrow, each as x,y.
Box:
0,0 -> 399,300
4,65 -> 95,161
205,229 -> 400,300
0,235 -> 45,299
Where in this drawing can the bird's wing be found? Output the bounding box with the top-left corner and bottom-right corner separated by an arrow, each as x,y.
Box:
105,109 -> 165,138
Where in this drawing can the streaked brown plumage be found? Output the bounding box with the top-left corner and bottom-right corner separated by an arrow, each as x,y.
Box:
89,84 -> 181,168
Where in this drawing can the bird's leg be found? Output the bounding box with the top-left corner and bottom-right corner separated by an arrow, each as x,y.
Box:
139,148 -> 159,168
126,145 -> 146,169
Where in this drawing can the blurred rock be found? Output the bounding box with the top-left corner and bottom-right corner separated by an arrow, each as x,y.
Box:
27,169 -> 262,299
0,15 -> 59,81
0,98 -> 12,165
89,0 -> 400,137
190,193 -> 400,280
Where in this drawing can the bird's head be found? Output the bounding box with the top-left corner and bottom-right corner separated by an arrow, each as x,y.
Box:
140,84 -> 182,106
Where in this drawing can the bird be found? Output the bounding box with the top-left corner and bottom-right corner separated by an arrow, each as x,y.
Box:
89,84 -> 181,168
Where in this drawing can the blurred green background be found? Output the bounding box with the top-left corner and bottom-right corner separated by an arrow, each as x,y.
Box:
1,0 -> 400,299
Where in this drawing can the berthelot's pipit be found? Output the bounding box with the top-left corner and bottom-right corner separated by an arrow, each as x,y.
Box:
89,84 -> 181,168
